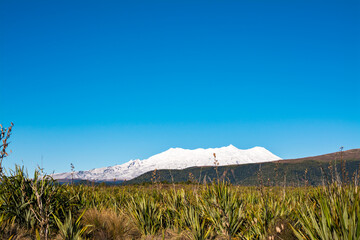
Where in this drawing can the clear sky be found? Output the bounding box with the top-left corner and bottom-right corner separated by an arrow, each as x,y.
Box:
1,0 -> 359,174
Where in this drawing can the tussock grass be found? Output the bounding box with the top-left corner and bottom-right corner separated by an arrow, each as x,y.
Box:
82,208 -> 141,240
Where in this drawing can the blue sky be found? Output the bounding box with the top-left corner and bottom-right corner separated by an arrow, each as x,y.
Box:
1,0 -> 359,174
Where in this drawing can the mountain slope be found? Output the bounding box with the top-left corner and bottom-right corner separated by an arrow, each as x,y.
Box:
127,148 -> 360,186
52,145 -> 281,181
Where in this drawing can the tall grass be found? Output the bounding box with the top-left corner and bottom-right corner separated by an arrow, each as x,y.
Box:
292,183 -> 360,240
0,169 -> 359,239
53,211 -> 88,240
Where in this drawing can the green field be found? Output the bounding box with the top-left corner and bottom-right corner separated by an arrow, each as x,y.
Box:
1,165 -> 359,240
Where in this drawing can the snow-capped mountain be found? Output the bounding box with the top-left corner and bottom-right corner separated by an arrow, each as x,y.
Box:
52,145 -> 281,181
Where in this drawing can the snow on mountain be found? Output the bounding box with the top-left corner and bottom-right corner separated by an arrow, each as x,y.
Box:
52,145 -> 282,181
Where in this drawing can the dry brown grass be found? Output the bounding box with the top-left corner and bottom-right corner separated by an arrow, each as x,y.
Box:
81,209 -> 193,240
266,218 -> 297,240
82,208 -> 141,240
0,222 -> 33,240
138,231 -> 186,240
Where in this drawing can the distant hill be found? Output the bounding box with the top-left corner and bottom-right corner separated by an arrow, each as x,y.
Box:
126,149 -> 360,186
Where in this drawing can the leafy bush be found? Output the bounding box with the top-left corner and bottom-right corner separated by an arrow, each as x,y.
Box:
0,166 -> 79,239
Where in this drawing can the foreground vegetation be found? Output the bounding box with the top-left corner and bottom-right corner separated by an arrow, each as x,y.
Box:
0,165 -> 359,240
1,124 -> 359,239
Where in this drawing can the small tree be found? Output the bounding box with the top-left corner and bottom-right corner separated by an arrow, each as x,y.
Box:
0,122 -> 14,175
29,170 -> 60,240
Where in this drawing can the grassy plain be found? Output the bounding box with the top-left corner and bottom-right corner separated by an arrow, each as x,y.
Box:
0,165 -> 359,240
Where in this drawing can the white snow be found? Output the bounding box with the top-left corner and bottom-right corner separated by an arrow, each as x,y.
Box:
52,145 -> 281,181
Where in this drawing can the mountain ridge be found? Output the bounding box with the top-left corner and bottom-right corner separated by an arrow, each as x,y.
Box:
52,145 -> 281,181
